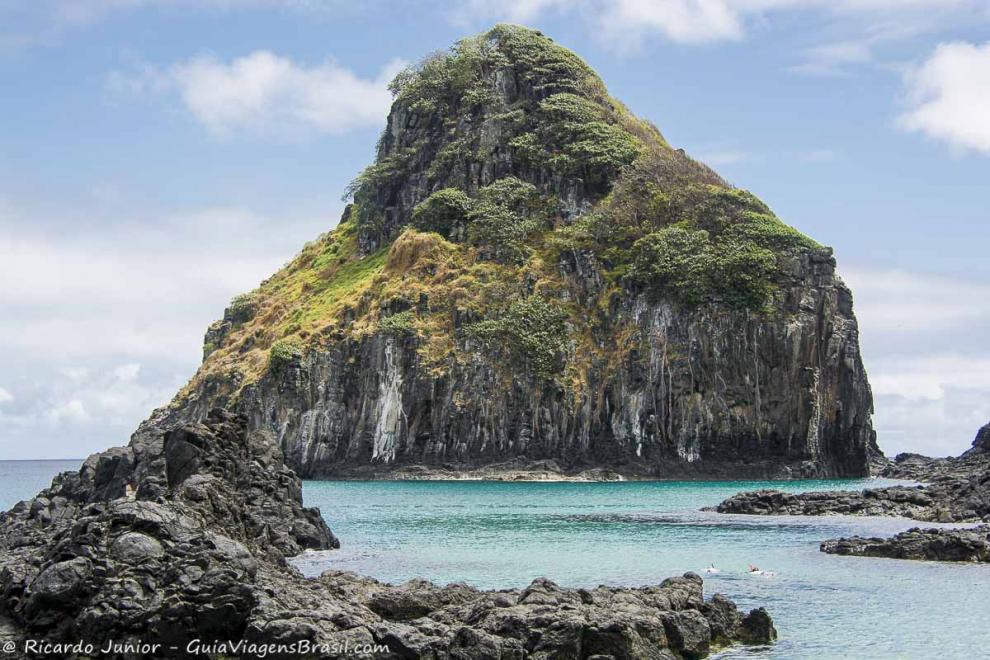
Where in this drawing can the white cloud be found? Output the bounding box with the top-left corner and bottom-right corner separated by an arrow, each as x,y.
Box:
112,363 -> 141,382
110,52 -> 405,138
0,205 -> 329,360
0,195 -> 337,458
841,265 -> 990,456
3,1 -> 339,51
870,354 -> 990,401
898,41 -> 990,154
456,0 -> 985,51
596,0 -> 744,47
842,267 -> 990,333
47,399 -> 89,424
791,40 -> 874,76
0,387 -> 12,405
875,380 -> 990,457
61,368 -> 90,381
9,0 -> 987,57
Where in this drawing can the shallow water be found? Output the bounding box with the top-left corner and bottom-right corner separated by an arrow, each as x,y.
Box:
3,463 -> 984,658
297,479 -> 989,659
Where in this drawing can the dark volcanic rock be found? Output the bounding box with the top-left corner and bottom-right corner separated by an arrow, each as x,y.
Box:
1,410 -> 774,658
711,476 -> 990,524
712,421 -> 990,525
144,24 -> 877,482
710,422 -> 990,563
964,423 -> 990,456
0,410 -> 336,651
711,486 -> 938,519
821,526 -> 990,562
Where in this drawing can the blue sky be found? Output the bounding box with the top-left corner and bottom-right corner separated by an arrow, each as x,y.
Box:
1,0 -> 989,460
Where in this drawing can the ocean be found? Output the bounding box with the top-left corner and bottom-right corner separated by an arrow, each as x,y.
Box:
3,461 -> 987,658
297,479 -> 990,659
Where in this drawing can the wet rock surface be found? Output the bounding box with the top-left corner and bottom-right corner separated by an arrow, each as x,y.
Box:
375,458 -> 629,482
711,422 -> 990,563
710,485 -> 941,519
712,423 -> 990,525
0,410 -> 775,658
821,526 -> 990,562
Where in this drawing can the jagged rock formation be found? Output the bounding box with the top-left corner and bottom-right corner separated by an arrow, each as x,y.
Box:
712,422 -> 990,563
821,526 -> 990,563
711,485 -> 940,519
0,411 -> 775,658
713,422 -> 990,524
150,24 -> 876,479
964,422 -> 990,456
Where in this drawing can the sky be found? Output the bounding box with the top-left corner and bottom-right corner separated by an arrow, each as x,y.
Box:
0,0 -> 988,460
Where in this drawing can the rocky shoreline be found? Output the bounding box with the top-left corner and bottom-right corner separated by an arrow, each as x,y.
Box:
319,457 -> 852,483
0,410 -> 776,659
820,526 -> 990,562
709,422 -> 990,562
333,459 -> 630,482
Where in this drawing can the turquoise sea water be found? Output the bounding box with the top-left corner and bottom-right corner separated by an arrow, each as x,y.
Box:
0,460 -> 81,511
297,479 -> 990,659
3,463 -> 987,658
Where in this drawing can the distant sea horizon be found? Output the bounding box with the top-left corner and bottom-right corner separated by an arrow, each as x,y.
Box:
0,458 -> 84,461
0,459 -> 82,511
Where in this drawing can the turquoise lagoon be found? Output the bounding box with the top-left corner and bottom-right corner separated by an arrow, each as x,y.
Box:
3,462 -> 986,658
298,479 -> 989,659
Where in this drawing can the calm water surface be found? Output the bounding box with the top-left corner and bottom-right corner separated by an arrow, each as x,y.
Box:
298,479 -> 989,659
3,463 -> 985,658
0,460 -> 80,510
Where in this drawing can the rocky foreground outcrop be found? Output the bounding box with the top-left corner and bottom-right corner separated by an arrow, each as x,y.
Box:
821,526 -> 990,563
0,410 -> 775,658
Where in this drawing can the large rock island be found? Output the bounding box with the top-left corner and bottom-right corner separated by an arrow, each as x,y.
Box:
0,410 -> 775,658
145,24 -> 877,480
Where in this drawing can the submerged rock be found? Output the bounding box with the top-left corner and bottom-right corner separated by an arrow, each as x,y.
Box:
0,410 -> 774,658
821,526 -> 990,563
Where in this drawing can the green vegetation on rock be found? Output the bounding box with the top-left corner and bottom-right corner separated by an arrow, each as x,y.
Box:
411,188 -> 473,240
468,177 -> 552,264
268,338 -> 302,372
511,92 -> 641,191
379,310 -> 416,335
182,24 -> 830,406
225,293 -> 258,324
464,296 -> 570,379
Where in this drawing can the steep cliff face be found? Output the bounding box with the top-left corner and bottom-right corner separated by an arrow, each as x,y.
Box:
152,25 -> 877,478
